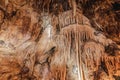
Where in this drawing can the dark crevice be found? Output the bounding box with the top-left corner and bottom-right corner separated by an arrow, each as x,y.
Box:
113,75 -> 120,80
101,61 -> 109,76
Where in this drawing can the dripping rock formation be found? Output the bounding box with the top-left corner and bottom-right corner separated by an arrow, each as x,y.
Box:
0,0 -> 120,80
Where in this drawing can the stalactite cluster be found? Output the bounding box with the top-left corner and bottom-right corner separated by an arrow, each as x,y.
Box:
0,0 -> 119,80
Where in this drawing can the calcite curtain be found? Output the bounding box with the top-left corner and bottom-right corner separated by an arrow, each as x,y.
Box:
0,0 -> 120,80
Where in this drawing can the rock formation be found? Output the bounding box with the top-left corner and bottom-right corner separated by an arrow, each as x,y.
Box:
0,0 -> 120,80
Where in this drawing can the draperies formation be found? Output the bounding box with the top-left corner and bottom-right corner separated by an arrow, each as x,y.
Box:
0,1 -> 119,79
49,10 -> 119,80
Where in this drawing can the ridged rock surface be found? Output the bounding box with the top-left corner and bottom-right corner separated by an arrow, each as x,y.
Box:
0,0 -> 120,80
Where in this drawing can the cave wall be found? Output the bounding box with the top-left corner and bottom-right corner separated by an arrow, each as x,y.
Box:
0,0 -> 120,80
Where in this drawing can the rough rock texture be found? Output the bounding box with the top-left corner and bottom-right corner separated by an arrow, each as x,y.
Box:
0,0 -> 120,80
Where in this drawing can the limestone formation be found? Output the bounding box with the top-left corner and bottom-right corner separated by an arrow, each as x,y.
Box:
0,0 -> 119,80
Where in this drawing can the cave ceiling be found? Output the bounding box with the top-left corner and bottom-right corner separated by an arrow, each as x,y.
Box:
0,0 -> 120,80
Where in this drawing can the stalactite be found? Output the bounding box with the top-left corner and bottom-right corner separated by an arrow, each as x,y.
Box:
0,1 -> 119,79
52,9 -> 118,80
